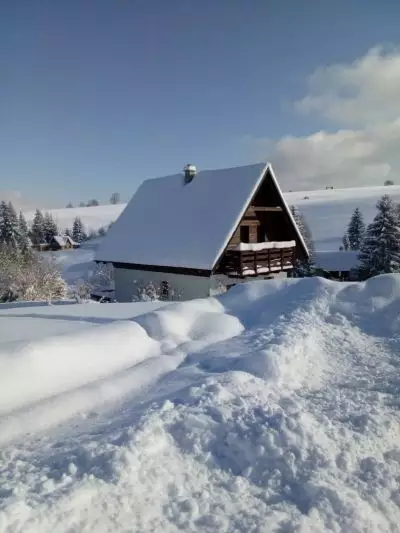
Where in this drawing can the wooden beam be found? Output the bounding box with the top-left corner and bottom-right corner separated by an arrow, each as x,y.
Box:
253,206 -> 283,212
240,219 -> 260,226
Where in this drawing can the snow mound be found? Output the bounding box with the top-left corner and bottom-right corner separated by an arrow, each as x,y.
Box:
1,275 -> 400,532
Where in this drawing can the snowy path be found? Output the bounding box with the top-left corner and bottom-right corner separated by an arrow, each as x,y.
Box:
0,276 -> 400,532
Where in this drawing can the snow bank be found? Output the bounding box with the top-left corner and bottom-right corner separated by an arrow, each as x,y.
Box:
1,275 -> 400,532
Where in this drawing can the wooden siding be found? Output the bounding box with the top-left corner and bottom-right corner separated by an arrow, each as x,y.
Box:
223,172 -> 307,262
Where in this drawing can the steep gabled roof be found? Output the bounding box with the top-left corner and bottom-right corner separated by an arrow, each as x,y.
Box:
95,163 -> 308,271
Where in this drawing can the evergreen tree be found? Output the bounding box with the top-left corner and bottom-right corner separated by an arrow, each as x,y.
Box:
342,233 -> 350,251
87,199 -> 99,207
358,195 -> 400,278
18,211 -> 30,252
30,209 -> 45,245
347,207 -> 365,250
43,212 -> 59,243
79,202 -> 86,208
65,228 -> 72,237
0,201 -> 19,248
290,205 -> 315,277
72,216 -> 87,242
66,202 -> 73,208
110,192 -> 120,205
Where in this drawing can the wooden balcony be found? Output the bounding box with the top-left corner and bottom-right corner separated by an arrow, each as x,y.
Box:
218,241 -> 296,278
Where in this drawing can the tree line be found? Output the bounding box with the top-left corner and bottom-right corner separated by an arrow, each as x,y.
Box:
0,202 -> 66,302
341,195 -> 400,278
291,193 -> 400,281
66,192 -> 121,209
0,201 -> 110,251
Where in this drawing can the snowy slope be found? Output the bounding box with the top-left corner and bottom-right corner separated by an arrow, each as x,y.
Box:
39,183 -> 400,285
0,275 -> 400,532
24,204 -> 123,234
25,184 -> 400,253
285,185 -> 400,250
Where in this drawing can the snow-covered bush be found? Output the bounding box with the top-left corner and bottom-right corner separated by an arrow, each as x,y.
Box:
0,246 -> 67,302
69,262 -> 115,303
132,279 -> 181,302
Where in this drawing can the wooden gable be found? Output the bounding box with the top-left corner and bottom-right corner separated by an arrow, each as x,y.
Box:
221,168 -> 307,260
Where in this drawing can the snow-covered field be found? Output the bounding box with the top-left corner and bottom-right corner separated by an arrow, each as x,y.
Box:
288,185 -> 400,250
0,275 -> 400,532
33,183 -> 400,286
25,183 -> 400,252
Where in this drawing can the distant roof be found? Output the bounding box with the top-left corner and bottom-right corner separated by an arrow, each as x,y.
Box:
53,235 -> 77,247
314,250 -> 360,272
95,163 -> 308,270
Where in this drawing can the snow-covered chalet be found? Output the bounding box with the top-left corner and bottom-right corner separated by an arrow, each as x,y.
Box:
95,163 -> 309,301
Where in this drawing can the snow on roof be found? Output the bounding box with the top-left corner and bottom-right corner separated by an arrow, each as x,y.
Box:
96,163 -> 306,270
65,235 -> 78,245
53,235 -> 67,247
314,250 -> 360,272
53,235 -> 78,247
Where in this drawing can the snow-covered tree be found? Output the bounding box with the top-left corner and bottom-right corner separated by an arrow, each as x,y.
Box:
79,202 -> 86,208
110,192 -> 121,205
0,245 -> 67,302
18,211 -> 30,252
30,209 -> 45,245
0,201 -> 19,248
358,195 -> 400,279
87,199 -> 99,207
342,233 -> 350,251
72,216 -> 87,242
290,205 -> 315,277
66,202 -> 73,208
346,207 -> 365,251
43,212 -> 58,243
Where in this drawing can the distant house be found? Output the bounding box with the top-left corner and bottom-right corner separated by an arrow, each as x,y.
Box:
95,163 -> 309,302
49,235 -> 79,251
314,250 -> 360,281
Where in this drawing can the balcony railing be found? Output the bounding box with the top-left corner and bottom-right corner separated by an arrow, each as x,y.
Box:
218,241 -> 296,277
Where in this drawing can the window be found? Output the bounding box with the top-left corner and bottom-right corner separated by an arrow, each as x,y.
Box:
240,226 -> 250,243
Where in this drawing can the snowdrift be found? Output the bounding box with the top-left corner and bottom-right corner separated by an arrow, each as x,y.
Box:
0,275 -> 400,532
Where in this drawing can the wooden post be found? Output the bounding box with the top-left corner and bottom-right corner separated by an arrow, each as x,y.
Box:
254,251 -> 257,275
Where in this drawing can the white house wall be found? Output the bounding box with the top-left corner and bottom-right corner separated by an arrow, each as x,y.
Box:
114,267 -> 215,302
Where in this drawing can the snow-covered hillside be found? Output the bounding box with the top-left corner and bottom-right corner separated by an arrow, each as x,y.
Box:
286,185 -> 400,250
25,184 -> 400,252
0,275 -> 399,532
24,204 -> 124,234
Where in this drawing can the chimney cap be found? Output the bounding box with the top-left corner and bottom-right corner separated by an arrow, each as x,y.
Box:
183,164 -> 197,183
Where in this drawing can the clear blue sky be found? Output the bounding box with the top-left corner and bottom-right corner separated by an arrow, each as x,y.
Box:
1,0 -> 400,206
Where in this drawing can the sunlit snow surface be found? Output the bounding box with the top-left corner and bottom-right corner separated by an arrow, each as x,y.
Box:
25,183 -> 400,253
0,275 -> 400,532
